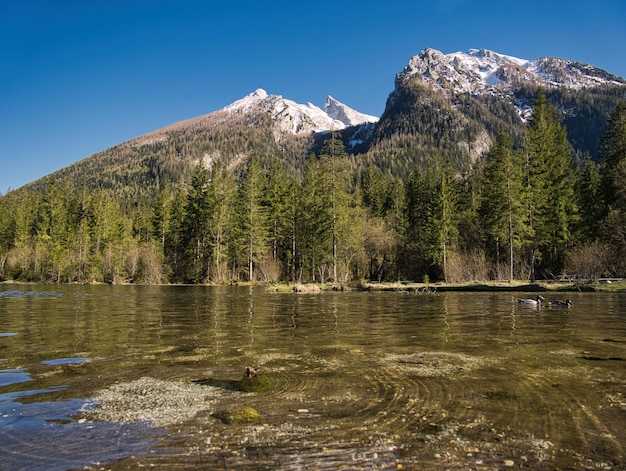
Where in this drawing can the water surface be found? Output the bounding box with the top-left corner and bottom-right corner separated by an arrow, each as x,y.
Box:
0,284 -> 624,470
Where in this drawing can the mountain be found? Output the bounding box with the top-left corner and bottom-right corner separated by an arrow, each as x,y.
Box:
399,48 -> 624,95
222,88 -> 377,134
395,48 -> 625,118
22,48 -> 625,197
324,95 -> 378,127
365,48 -> 625,175
27,90 -> 378,199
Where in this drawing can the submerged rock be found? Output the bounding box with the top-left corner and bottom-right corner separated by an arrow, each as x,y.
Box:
215,406 -> 261,424
239,369 -> 272,392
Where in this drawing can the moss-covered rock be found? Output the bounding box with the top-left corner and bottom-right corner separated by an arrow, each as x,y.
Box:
239,373 -> 272,392
214,407 -> 261,424
232,407 -> 260,423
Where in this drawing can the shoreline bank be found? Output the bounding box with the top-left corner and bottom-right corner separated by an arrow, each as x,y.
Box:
2,279 -> 625,292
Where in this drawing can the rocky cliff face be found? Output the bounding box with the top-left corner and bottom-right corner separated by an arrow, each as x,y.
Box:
222,88 -> 377,135
397,48 -> 624,95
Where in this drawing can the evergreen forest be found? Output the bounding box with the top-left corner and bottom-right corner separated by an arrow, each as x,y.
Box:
1,93 -> 625,285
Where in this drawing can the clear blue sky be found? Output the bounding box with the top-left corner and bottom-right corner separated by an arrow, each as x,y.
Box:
1,0 -> 625,193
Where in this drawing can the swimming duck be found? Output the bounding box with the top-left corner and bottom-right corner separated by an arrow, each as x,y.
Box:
549,299 -> 572,307
517,295 -> 544,306
244,366 -> 259,378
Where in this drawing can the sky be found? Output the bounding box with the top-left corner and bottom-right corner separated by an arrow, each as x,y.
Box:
1,0 -> 625,194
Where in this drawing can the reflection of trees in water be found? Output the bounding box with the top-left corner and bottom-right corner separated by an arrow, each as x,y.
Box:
509,305 -> 517,341
247,285 -> 254,348
2,286 -> 625,470
442,294 -> 450,343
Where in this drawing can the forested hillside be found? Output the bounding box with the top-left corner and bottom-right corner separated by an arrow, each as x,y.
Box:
25,110 -> 313,201
359,80 -> 625,179
2,97 -> 625,285
21,82 -> 624,208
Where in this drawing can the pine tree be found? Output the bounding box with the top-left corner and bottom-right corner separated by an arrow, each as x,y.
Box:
207,167 -> 236,282
425,161 -> 459,282
479,131 -> 528,280
181,163 -> 211,282
523,90 -> 578,278
319,132 -> 354,282
360,165 -> 398,218
152,180 -> 175,251
235,156 -> 269,281
73,185 -> 92,281
298,157 -> 324,281
402,160 -> 460,281
598,102 -> 626,273
402,167 -> 428,280
165,185 -> 187,281
0,193 -> 17,280
263,158 -> 294,280
578,155 -> 604,241
600,103 -> 626,213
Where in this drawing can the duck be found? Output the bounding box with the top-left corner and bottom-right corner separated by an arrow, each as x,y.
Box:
244,366 -> 259,378
549,299 -> 572,307
517,295 -> 545,306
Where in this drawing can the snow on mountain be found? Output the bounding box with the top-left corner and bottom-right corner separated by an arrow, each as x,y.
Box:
397,48 -> 625,95
222,88 -> 377,135
324,96 -> 378,127
527,56 -> 625,89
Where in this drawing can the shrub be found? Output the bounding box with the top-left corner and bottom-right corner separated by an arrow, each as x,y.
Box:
564,241 -> 613,281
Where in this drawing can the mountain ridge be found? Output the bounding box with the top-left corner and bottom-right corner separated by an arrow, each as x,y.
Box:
399,48 -> 625,94
221,88 -> 378,135
395,48 -> 625,120
19,47 -> 626,196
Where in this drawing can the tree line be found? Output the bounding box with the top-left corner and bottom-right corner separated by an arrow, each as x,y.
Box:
1,92 -> 625,284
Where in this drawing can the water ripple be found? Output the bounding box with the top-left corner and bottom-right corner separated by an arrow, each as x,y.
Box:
0,289 -> 63,299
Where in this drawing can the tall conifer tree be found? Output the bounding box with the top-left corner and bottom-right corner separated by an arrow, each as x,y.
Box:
598,103 -> 626,272
298,157 -> 328,281
319,132 -> 354,282
578,155 -> 604,241
600,103 -> 626,212
425,161 -> 458,282
207,167 -> 237,282
402,168 -> 428,279
181,163 -> 211,282
263,158 -> 293,279
523,90 -> 578,278
235,156 -> 269,281
479,131 -> 528,280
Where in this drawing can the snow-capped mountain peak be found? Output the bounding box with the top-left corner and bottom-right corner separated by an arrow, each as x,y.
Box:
324,96 -> 378,127
222,89 -> 377,135
397,48 -> 625,95
222,88 -> 269,113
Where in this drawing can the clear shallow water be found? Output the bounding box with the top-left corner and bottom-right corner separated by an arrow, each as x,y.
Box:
0,284 -> 624,470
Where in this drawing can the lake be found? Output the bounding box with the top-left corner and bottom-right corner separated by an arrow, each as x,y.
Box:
0,284 -> 624,470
